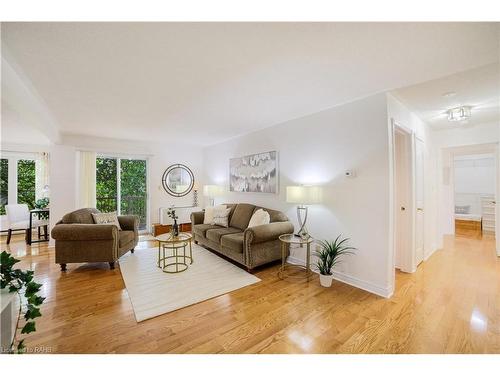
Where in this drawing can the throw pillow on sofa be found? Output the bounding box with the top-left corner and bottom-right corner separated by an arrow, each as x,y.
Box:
203,205 -> 227,224
212,207 -> 231,227
248,209 -> 271,227
92,211 -> 122,230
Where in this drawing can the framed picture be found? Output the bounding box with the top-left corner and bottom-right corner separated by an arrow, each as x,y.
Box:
229,151 -> 278,193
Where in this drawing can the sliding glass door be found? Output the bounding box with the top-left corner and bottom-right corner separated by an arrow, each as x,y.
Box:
96,156 -> 148,231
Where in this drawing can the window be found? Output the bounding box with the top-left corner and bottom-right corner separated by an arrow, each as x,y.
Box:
96,156 -> 148,230
0,155 -> 38,216
17,159 -> 36,209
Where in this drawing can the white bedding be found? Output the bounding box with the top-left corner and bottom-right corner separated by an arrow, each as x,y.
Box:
455,213 -> 482,222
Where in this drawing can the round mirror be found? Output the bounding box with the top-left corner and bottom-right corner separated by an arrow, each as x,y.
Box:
162,164 -> 194,197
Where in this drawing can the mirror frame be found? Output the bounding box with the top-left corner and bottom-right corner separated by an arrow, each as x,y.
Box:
161,164 -> 195,197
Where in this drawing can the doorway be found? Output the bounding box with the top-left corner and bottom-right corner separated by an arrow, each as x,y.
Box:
452,150 -> 497,239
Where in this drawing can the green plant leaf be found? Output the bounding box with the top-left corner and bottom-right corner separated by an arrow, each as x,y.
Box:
25,305 -> 42,320
21,321 -> 36,334
25,281 -> 42,297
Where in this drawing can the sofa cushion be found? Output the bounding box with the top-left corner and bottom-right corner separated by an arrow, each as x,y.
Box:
119,230 -> 135,247
229,203 -> 256,230
220,232 -> 244,253
193,224 -> 222,237
206,227 -> 242,243
253,206 -> 288,223
62,208 -> 101,224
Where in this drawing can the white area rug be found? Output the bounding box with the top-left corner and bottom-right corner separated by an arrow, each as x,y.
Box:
119,245 -> 261,322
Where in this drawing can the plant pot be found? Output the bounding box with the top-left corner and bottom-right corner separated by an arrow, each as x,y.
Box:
319,274 -> 333,287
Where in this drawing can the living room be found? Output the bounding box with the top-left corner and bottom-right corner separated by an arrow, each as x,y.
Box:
1,0 -> 500,372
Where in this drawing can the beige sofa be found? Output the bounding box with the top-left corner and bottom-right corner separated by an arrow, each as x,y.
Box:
190,203 -> 294,271
51,208 -> 139,271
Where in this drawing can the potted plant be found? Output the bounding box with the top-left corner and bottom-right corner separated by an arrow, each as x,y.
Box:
1,251 -> 45,353
315,235 -> 356,287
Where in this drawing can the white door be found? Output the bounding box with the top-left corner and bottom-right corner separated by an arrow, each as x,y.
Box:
415,138 -> 425,265
394,127 -> 412,271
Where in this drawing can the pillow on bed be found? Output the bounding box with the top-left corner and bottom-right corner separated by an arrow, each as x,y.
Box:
455,205 -> 471,214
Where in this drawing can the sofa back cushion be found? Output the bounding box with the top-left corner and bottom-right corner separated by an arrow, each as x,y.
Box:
229,203 -> 256,230
253,206 -> 289,223
62,208 -> 101,224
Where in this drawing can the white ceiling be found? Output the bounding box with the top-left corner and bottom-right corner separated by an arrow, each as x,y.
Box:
2,22 -> 499,145
393,63 -> 500,130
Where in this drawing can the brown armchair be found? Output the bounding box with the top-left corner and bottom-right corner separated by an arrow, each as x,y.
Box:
51,208 -> 139,271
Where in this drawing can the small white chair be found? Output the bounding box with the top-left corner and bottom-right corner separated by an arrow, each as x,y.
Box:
5,204 -> 49,244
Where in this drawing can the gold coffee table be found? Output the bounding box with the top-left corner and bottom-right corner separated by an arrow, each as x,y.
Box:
155,232 -> 193,273
278,234 -> 314,280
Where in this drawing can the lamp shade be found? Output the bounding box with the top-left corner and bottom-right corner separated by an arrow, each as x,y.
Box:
203,185 -> 222,197
286,186 -> 322,204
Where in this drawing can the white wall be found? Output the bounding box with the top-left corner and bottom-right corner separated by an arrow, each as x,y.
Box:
203,93 -> 393,297
60,134 -> 205,227
386,94 -> 438,264
49,144 -> 77,244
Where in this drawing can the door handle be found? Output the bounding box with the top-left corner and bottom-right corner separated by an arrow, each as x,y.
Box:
400,206 -> 406,211
417,208 -> 423,211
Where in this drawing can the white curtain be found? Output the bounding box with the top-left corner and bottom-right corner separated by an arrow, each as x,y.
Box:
78,151 -> 97,208
35,152 -> 50,201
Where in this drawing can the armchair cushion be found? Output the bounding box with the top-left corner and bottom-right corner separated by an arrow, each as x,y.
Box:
244,222 -> 294,244
62,208 -> 100,224
51,224 -> 118,241
117,215 -> 138,232
119,230 -> 135,247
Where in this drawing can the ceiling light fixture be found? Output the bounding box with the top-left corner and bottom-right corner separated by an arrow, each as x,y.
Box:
447,106 -> 472,122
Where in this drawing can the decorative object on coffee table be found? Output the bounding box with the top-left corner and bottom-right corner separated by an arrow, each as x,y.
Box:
167,206 -> 179,236
286,185 -> 322,239
156,232 -> 193,274
229,151 -> 278,193
162,164 -> 194,197
315,235 -> 356,287
278,233 -> 314,280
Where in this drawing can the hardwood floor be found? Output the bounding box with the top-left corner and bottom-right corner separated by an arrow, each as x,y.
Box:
1,232 -> 499,353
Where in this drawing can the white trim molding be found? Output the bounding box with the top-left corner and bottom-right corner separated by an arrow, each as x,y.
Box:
287,256 -> 394,299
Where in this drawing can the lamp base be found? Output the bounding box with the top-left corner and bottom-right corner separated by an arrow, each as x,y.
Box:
296,206 -> 311,240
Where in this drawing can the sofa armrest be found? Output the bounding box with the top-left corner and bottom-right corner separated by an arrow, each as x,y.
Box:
191,211 -> 205,225
51,224 -> 119,241
244,222 -> 294,244
118,215 -> 139,232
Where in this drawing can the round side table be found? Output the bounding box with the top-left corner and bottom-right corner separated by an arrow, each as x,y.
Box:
278,234 -> 314,280
155,232 -> 193,273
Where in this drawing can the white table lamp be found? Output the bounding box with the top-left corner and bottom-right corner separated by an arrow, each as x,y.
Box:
286,185 -> 322,239
203,185 -> 222,206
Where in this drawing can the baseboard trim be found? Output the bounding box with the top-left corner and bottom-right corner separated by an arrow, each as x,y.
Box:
424,244 -> 440,261
287,256 -> 393,299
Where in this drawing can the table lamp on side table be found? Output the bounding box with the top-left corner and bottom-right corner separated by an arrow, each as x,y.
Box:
286,185 -> 322,239
203,185 -> 222,206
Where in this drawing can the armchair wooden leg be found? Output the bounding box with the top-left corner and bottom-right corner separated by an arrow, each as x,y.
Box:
131,248 -> 135,254
38,226 -> 41,239
44,225 -> 48,240
60,263 -> 67,272
6,229 -> 12,244
109,262 -> 115,270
